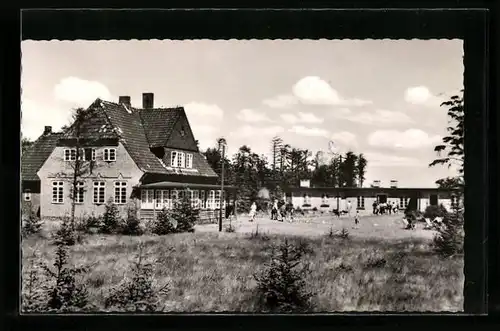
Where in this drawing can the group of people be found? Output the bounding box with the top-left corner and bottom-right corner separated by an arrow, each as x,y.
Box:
372,201 -> 399,215
247,199 -> 296,223
270,200 -> 294,222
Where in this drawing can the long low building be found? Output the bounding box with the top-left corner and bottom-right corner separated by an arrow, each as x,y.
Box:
283,180 -> 460,216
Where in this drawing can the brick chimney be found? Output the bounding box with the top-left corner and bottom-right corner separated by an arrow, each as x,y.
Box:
142,93 -> 154,109
43,126 -> 52,135
118,96 -> 131,107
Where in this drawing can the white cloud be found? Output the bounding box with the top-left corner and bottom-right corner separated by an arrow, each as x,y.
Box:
330,131 -> 358,148
191,125 -> 218,134
236,108 -> 272,123
289,125 -> 329,137
280,112 -> 323,124
54,77 -> 113,107
184,102 -> 224,118
368,129 -> 442,149
21,98 -> 73,140
262,94 -> 298,109
231,125 -> 285,138
364,152 -> 424,167
263,76 -> 372,109
335,108 -> 414,125
184,102 -> 225,150
404,86 -> 444,107
293,76 -> 373,106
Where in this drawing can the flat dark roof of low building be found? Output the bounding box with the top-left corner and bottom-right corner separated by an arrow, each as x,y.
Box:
287,186 -> 459,194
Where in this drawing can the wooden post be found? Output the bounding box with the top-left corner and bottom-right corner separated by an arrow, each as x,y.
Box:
219,144 -> 225,232
153,189 -> 156,221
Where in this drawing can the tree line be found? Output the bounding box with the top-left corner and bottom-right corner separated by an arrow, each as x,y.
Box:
203,137 -> 367,213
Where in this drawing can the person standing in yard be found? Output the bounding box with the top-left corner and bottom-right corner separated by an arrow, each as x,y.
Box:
271,199 -> 278,220
347,200 -> 352,217
249,202 -> 257,222
372,201 -> 378,215
354,210 -> 360,228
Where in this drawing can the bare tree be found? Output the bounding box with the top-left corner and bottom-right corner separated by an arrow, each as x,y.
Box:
58,108 -> 95,230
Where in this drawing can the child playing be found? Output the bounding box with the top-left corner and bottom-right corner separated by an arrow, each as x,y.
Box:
354,210 -> 360,228
249,202 -> 257,222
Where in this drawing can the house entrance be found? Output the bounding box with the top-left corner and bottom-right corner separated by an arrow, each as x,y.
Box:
377,194 -> 388,204
430,194 -> 438,206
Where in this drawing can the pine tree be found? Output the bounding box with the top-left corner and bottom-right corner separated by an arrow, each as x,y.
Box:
100,198 -> 121,234
171,189 -> 198,233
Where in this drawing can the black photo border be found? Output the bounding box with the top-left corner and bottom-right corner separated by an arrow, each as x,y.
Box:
3,2 -> 498,330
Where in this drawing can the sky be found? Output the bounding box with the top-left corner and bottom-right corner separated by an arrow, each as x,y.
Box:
21,39 -> 463,188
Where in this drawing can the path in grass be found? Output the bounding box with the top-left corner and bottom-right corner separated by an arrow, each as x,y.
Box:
195,213 -> 437,240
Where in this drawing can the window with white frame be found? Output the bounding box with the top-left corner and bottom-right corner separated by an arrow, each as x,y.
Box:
357,196 -> 365,209
171,151 -> 178,167
191,190 -> 200,208
303,194 -> 311,205
155,190 -> 163,209
93,181 -> 106,204
177,152 -> 185,168
141,189 -> 154,209
84,148 -> 96,161
186,154 -> 193,169
170,150 -> 191,168
171,189 -> 179,206
200,190 -> 206,209
52,181 -> 64,204
154,190 -> 172,210
103,148 -> 117,161
77,148 -> 86,161
23,190 -> 32,201
75,181 -> 85,204
321,194 -> 329,205
206,190 -> 215,209
114,181 -> 127,204
64,149 -> 76,161
162,190 -> 171,209
214,190 -> 221,209
451,195 -> 459,208
64,148 -> 88,161
399,197 -> 409,209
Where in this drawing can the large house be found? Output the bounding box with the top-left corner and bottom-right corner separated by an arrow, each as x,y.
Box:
284,179 -> 460,215
21,93 -> 233,222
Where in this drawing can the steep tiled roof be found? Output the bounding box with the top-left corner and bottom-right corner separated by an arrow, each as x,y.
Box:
139,108 -> 182,148
21,132 -> 63,181
97,99 -> 217,178
24,98 -> 218,179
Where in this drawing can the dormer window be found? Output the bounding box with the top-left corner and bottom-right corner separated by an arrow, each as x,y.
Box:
103,148 -> 117,162
64,149 -> 76,161
84,148 -> 96,161
170,150 -> 192,168
64,148 -> 88,161
177,152 -> 185,168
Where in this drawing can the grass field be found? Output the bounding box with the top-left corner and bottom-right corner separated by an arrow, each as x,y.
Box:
21,213 -> 464,312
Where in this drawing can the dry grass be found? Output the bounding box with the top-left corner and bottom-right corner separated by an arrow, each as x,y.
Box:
22,219 -> 464,312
